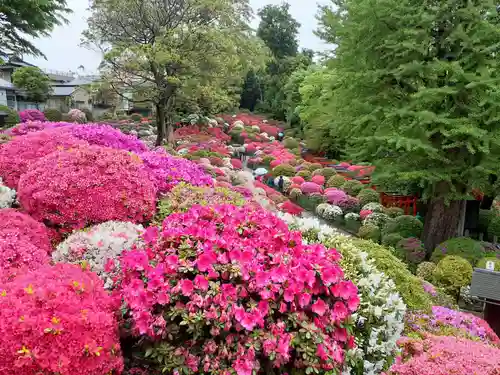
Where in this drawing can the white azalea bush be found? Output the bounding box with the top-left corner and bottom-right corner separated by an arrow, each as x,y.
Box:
0,178 -> 16,208
363,212 -> 390,228
278,213 -> 406,375
316,203 -> 343,220
52,221 -> 144,288
362,202 -> 384,213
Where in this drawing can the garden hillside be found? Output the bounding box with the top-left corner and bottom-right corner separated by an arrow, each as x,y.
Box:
0,112 -> 500,375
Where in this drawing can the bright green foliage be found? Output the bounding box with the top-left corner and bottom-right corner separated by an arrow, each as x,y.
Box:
130,113 -> 142,122
357,188 -> 379,207
433,256 -> 473,297
0,0 -> 70,57
381,233 -> 403,248
342,180 -> 364,196
383,215 -> 423,238
12,67 -> 52,103
0,105 -> 20,128
384,206 -> 405,218
296,169 -> 311,180
43,108 -> 62,121
289,188 -> 302,200
416,262 -> 437,282
357,224 -> 381,243
307,163 -> 323,172
351,239 -> 432,310
315,168 -> 337,180
327,175 -> 346,188
84,0 -> 267,145
313,0 -> 500,247
431,237 -> 485,266
477,257 -> 500,271
81,108 -> 93,122
283,137 -> 299,149
271,164 -> 296,177
488,215 -> 500,238
282,67 -> 310,134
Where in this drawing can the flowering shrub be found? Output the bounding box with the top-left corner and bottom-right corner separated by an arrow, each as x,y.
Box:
67,108 -> 87,123
289,187 -> 302,200
19,109 -> 46,122
300,181 -> 323,194
317,203 -> 343,220
52,221 -> 144,288
0,263 -> 123,375
416,262 -> 436,282
431,237 -> 485,266
362,203 -> 384,213
291,176 -> 305,185
18,145 -> 157,232
360,209 -> 373,220
139,150 -> 213,194
381,233 -> 404,248
384,335 -> 500,375
363,212 -> 390,228
278,214 -> 406,375
312,175 -> 326,186
118,204 -> 358,374
230,158 -> 243,169
3,120 -> 73,136
272,164 -> 296,177
0,129 -> 88,188
405,306 -> 500,346
0,208 -> 52,254
0,178 -> 16,208
326,189 -> 348,204
155,182 -> 245,222
337,196 -> 360,212
296,169 -> 312,180
394,237 -> 426,271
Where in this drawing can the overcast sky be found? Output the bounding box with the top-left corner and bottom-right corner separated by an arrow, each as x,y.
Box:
25,0 -> 330,74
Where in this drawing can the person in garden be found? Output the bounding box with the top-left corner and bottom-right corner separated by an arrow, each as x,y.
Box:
277,132 -> 284,141
278,175 -> 284,192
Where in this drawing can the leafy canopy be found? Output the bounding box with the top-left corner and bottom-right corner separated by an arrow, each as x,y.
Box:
12,67 -> 52,103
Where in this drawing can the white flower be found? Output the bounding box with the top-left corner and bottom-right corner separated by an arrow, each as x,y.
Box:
52,221 -> 144,289
0,178 -> 16,208
345,212 -> 360,221
363,212 -> 390,227
362,202 -> 384,212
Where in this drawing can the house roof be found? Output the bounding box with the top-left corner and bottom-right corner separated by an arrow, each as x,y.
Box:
51,86 -> 76,96
0,78 -> 14,89
60,76 -> 99,86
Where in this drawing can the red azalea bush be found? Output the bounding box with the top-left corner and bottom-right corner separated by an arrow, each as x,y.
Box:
312,175 -> 326,186
0,263 -> 124,375
0,209 -> 52,254
18,145 -> 157,232
230,158 -> 243,169
384,335 -> 500,375
118,204 -> 358,374
291,176 -> 305,185
0,129 -> 88,188
280,200 -> 304,215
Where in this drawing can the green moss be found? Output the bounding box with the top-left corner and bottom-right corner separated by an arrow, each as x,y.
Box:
431,237 -> 485,266
382,215 -> 423,238
351,238 -> 433,311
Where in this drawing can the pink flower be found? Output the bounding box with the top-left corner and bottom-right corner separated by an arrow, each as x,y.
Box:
298,292 -> 312,307
311,298 -> 328,316
194,274 -> 209,291
317,344 -> 328,361
179,279 -> 194,296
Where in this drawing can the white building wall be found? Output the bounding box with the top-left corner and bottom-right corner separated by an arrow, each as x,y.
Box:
0,89 -> 7,106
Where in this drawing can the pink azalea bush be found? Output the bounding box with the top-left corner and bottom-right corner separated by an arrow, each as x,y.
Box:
0,263 -> 124,375
4,120 -> 73,136
117,204 -> 358,374
19,109 -> 46,123
67,108 -> 86,123
139,150 -> 213,194
0,129 -> 88,188
300,182 -> 323,194
0,209 -> 52,254
326,189 -> 348,204
311,175 -> 325,186
18,145 -> 157,233
384,335 -> 500,375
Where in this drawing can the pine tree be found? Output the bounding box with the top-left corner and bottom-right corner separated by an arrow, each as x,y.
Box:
316,0 -> 500,252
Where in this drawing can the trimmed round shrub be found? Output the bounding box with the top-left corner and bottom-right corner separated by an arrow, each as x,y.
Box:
0,105 -> 20,128
311,174 -> 326,186
417,262 -> 437,282
476,257 -> 500,271
358,224 -> 381,242
382,233 -> 404,248
307,162 -> 323,171
384,206 -> 405,218
230,158 -> 243,169
52,221 -> 145,288
325,189 -> 348,204
342,179 -> 364,196
327,175 -> 346,188
361,202 -> 384,213
272,163 -> 296,177
291,175 -> 305,185
296,169 -> 312,180
300,181 -> 323,194
0,209 -> 51,254
337,196 -> 360,213
81,108 -> 94,122
19,109 -> 45,122
283,137 -> 299,149
488,214 -> 500,238
363,212 -> 390,228
382,215 -> 423,238
117,205 -> 358,373
67,108 -> 86,123
316,167 -> 337,180
289,187 -> 302,200
431,237 -> 485,266
18,145 -> 157,233
357,188 -> 379,207
0,129 -> 87,188
432,255 -> 473,297
0,263 -> 124,375
43,108 -> 63,121
395,237 -> 426,271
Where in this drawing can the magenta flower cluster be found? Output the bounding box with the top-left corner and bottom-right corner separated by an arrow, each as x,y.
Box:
4,120 -> 73,136
18,145 -> 157,232
139,150 -> 213,193
18,109 -> 46,123
0,263 -> 124,375
385,335 -> 500,375
117,204 -> 359,375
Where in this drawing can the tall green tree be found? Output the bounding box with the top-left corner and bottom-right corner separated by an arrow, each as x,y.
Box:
0,0 -> 70,58
83,0 -> 266,145
315,0 -> 500,251
12,66 -> 52,105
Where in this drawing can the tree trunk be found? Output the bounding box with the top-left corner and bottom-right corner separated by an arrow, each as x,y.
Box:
422,198 -> 463,255
155,103 -> 166,147
165,95 -> 176,145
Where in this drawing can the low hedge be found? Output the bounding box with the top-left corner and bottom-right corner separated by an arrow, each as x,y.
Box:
351,238 -> 433,311
0,105 -> 20,128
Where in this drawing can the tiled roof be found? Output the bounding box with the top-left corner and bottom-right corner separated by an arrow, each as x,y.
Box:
51,86 -> 75,96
